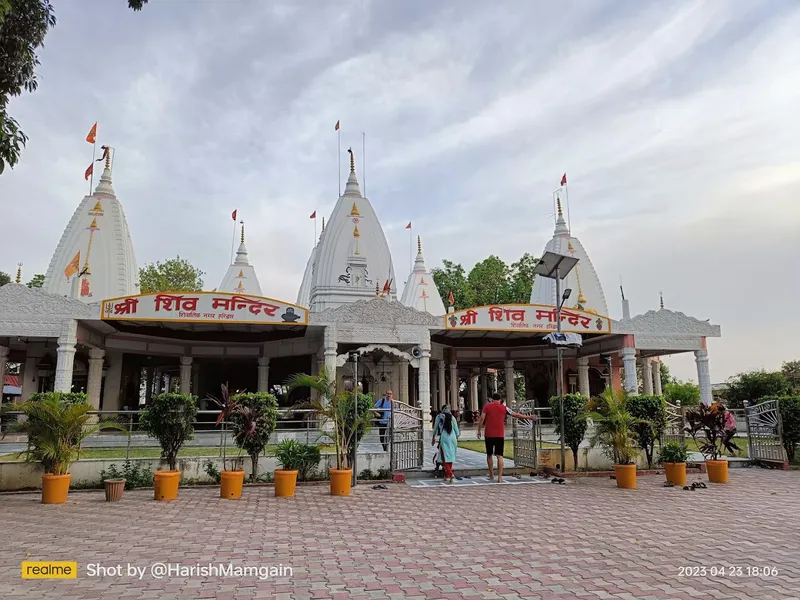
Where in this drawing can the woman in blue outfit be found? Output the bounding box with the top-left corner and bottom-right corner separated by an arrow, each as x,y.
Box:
432,405 -> 460,483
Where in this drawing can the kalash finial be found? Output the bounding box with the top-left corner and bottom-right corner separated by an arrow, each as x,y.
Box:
557,195 -> 563,217
15,262 -> 22,284
417,235 -> 422,253
348,147 -> 355,173
660,291 -> 664,310
375,280 -> 380,296
240,221 -> 245,244
350,202 -> 360,216
353,224 -> 360,238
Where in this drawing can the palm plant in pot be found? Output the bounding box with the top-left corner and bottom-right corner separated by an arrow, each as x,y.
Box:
139,392 -> 198,501
270,439 -> 321,497
657,441 -> 689,486
286,367 -> 374,496
588,388 -> 641,489
226,392 -> 279,494
685,402 -> 737,483
207,383 -> 246,499
1,392 -> 126,504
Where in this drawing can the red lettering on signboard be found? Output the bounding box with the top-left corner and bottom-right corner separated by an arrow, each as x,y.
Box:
113,297 -> 138,315
460,309 -> 478,326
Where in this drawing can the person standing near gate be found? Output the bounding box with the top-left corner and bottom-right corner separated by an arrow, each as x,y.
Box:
373,389 -> 393,452
432,405 -> 460,483
477,392 -> 537,483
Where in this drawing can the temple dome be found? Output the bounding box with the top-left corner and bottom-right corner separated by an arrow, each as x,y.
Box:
530,197 -> 608,316
42,161 -> 139,301
218,222 -> 262,295
400,236 -> 446,316
308,149 -> 396,311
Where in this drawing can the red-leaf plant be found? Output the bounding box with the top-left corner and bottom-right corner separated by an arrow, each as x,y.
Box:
684,402 -> 738,461
206,383 -> 244,472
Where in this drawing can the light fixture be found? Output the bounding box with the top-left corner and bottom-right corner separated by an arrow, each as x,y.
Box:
562,288 -> 572,301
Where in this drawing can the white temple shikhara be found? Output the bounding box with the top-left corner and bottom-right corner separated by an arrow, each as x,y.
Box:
0,146 -> 720,449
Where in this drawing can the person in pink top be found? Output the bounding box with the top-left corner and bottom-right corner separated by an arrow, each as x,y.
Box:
476,393 -> 537,482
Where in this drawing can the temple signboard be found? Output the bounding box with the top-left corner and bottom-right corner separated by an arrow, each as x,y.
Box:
101,292 -> 308,325
445,304 -> 611,334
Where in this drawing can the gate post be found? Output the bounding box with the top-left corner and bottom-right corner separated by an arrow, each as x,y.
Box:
743,400 -> 753,460
775,400 -> 789,469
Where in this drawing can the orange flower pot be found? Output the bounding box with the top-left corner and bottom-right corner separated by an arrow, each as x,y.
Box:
706,459 -> 728,483
329,469 -> 352,496
153,470 -> 181,501
274,470 -> 298,497
220,470 -> 245,499
41,473 -> 71,504
613,464 -> 637,489
664,462 -> 687,487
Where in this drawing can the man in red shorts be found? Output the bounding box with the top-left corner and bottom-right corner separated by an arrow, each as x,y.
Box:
477,392 -> 537,483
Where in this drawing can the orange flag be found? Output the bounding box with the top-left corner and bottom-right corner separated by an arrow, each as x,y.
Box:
84,163 -> 94,180
231,209 -> 237,221
309,210 -> 316,219
335,120 -> 340,131
448,291 -> 455,305
405,222 -> 412,229
86,123 -> 97,144
64,251 -> 80,279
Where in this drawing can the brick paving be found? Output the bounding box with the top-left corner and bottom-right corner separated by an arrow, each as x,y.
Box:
1,469 -> 798,599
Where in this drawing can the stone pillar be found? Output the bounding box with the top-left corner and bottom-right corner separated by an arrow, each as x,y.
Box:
642,358 -> 653,395
449,360 -> 458,414
21,344 -> 45,402
620,347 -> 638,396
437,360 -> 446,410
480,364 -> 488,408
504,360 -> 515,408
323,326 -> 338,396
0,346 -> 8,399
86,348 -> 105,410
695,346 -> 712,406
418,348 -> 432,430
469,370 -> 478,413
180,356 -> 192,395
54,320 -> 77,393
577,357 -> 590,398
257,356 -> 270,393
102,351 -> 123,411
652,360 -> 663,396
399,360 -> 409,405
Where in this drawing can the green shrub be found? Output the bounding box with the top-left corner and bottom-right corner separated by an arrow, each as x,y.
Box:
588,388 -> 639,465
139,393 -> 198,471
664,382 -> 700,406
101,460 -> 154,489
657,441 -> 689,464
203,459 -> 221,484
271,439 -> 321,481
229,392 -> 279,480
549,393 -> 589,468
627,395 -> 667,468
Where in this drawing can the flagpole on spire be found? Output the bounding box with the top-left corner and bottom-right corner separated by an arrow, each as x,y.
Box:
230,209 -> 238,264
560,172 -> 571,234
310,210 -> 317,247
86,122 -> 97,194
335,120 -> 341,196
362,131 -> 366,197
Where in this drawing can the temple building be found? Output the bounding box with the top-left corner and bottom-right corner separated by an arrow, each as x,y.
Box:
0,146 -> 720,466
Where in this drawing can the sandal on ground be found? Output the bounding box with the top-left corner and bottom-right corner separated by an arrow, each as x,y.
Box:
694,481 -> 707,489
663,482 -> 674,487
683,486 -> 693,491
551,478 -> 560,484
372,484 -> 388,490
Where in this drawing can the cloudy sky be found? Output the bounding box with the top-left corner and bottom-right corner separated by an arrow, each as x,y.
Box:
1,0 -> 799,382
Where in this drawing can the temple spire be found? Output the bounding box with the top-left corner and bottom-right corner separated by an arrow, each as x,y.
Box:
344,147 -> 362,196
93,145 -> 115,197
15,262 -> 22,284
554,194 -> 569,235
233,221 -> 250,266
660,291 -> 664,310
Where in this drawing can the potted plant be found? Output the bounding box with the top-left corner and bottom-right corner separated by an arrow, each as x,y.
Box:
286,367 -> 374,496
207,383 -> 246,499
228,392 -> 279,492
270,439 -> 321,497
588,388 -> 641,489
658,441 -> 689,486
1,392 -> 126,504
139,392 -> 198,501
628,395 -> 667,469
685,402 -> 738,483
549,393 -> 589,470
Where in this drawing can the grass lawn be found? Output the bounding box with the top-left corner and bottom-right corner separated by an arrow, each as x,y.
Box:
683,437 -> 749,454
458,440 -> 560,460
0,444 -> 336,462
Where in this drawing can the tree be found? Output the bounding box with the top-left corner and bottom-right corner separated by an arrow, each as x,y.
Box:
660,362 -> 673,390
508,253 -> 538,303
781,360 -> 800,394
26,273 -> 44,288
550,393 -> 589,470
139,256 -> 204,293
468,255 -> 512,306
0,0 -> 57,174
664,381 -> 700,406
627,395 -> 667,468
0,271 -> 10,286
725,370 -> 791,409
431,260 -> 473,310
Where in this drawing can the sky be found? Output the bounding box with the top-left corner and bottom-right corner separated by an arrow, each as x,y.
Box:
1,0 -> 799,383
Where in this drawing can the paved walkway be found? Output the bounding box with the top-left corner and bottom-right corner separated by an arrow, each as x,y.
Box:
1,469 -> 798,599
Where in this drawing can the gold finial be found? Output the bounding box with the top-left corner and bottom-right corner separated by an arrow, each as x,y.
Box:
240,221 -> 245,244
417,235 -> 422,253
578,291 -> 587,305
574,264 -> 586,308
353,224 -> 360,238
348,147 -> 355,172
557,195 -> 563,217
376,280 -> 380,296
660,292 -> 664,310
322,216 -> 326,232
103,145 -> 112,169
15,262 -> 22,284
567,241 -> 574,253
350,202 -> 360,216
90,217 -> 98,229
92,201 -> 103,212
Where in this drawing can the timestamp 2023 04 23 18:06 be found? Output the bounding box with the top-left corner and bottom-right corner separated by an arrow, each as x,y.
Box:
678,566 -> 780,578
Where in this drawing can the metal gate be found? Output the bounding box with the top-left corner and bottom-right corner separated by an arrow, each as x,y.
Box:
745,399 -> 788,467
512,400 -> 538,469
390,400 -> 423,471
662,402 -> 686,445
